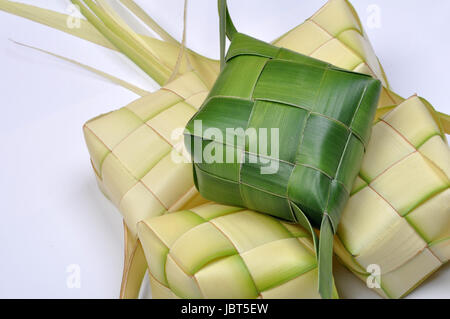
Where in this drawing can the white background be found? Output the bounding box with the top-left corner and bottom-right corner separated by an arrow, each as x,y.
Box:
0,0 -> 448,298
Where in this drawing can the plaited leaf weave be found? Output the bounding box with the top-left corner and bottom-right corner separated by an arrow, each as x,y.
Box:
278,0 -> 404,112
81,0 -> 449,298
184,0 -> 381,298
335,96 -> 450,298
3,0 -> 448,300
138,203 -> 338,299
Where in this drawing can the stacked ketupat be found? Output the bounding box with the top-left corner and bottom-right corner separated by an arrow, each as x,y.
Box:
83,71 -> 210,297
138,203 -> 338,299
290,0 -> 449,297
335,95 -> 449,298
81,0 -> 449,298
184,0 -> 382,299
83,0 -> 398,240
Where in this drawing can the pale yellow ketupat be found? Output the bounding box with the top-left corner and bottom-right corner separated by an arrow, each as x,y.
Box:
82,0 -> 400,298
137,203 -> 338,299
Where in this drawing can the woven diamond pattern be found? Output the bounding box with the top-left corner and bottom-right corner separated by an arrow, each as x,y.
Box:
138,203 -> 338,299
276,0 -> 403,109
185,33 -> 381,230
83,72 -> 210,235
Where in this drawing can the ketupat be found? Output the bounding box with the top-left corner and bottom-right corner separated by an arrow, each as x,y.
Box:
3,0 -> 447,298
83,0 -> 448,298
137,203 -> 338,299
274,0 -> 404,112
335,95 -> 449,298
184,0 -> 381,298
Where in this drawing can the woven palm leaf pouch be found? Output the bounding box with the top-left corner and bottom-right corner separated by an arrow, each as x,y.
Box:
184,0 -> 381,298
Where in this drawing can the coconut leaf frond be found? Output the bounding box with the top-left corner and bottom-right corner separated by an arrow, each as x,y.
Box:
120,222 -> 147,299
10,39 -> 150,96
1,0 -> 401,105
80,0 -> 387,241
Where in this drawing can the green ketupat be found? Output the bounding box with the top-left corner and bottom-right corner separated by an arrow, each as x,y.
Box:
138,203 -> 338,299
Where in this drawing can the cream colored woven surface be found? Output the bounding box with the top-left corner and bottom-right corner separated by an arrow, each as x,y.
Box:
335,96 -> 449,298
84,71 -> 210,236
138,203 -> 338,299
83,0 -> 401,239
